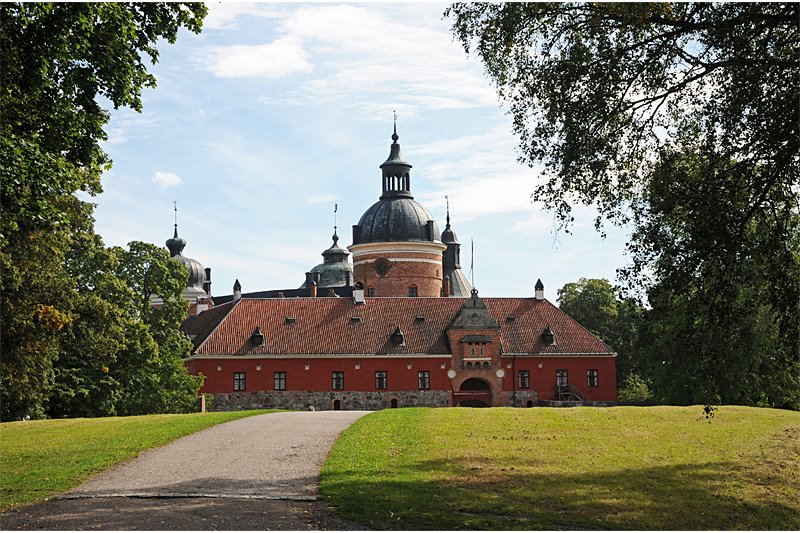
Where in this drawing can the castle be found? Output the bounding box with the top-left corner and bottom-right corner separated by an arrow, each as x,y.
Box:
173,127 -> 617,410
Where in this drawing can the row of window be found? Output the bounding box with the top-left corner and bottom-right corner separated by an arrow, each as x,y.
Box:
233,370 -> 432,392
365,286 -> 418,297
516,369 -> 599,389
233,369 -> 600,392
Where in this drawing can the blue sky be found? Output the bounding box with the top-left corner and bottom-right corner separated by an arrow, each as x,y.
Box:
94,2 -> 632,300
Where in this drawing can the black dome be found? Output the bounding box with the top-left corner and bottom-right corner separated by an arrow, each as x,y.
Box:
173,254 -> 206,292
166,225 -> 206,293
353,197 -> 441,244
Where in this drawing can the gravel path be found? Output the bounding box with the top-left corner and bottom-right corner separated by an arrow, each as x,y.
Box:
1,411 -> 370,530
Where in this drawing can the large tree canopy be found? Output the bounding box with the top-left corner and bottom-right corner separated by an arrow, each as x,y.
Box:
448,3 -> 800,407
0,3 -> 207,420
447,2 -> 798,230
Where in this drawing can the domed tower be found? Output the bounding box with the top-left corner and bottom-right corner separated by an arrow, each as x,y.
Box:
300,228 -> 353,289
349,126 -> 446,297
166,220 -> 208,302
441,200 -> 473,297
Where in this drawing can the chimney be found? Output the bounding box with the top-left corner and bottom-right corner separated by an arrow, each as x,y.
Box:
233,279 -> 242,301
305,272 -> 313,287
443,275 -> 451,297
203,267 -> 212,295
309,280 -> 317,298
534,278 -> 545,301
345,271 -> 351,286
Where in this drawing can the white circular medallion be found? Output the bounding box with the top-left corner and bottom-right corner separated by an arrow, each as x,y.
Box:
496,369 -> 505,378
447,369 -> 457,379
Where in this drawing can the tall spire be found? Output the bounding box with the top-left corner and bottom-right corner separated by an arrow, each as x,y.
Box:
380,114 -> 413,199
166,201 -> 186,257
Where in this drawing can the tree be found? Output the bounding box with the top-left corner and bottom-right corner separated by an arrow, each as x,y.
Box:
448,3 -> 799,407
0,3 -> 207,420
111,242 -> 201,416
557,278 -> 645,387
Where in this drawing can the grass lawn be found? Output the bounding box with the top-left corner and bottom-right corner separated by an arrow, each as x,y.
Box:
0,410 -> 276,509
321,406 -> 800,530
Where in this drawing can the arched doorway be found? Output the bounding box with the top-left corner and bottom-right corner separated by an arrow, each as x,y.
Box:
454,378 -> 492,407
460,378 -> 491,391
333,399 -> 341,411
390,398 -> 398,408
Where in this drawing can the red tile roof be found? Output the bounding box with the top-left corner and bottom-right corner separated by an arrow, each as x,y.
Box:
184,297 -> 614,357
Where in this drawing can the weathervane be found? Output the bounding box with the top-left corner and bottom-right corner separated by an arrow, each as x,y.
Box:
333,203 -> 339,242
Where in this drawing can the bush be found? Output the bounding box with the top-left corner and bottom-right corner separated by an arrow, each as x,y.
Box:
618,374 -> 652,403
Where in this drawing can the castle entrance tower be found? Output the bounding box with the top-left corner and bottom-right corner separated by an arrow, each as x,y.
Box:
349,127 -> 446,297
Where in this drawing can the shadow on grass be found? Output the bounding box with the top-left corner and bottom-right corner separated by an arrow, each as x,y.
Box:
323,457 -> 799,530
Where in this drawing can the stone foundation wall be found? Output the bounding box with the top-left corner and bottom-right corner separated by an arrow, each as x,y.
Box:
208,390 -> 449,412
504,390 -> 538,407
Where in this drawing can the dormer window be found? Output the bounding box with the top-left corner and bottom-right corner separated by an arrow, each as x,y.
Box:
285,316 -> 296,324
251,327 -> 264,347
541,325 -> 555,346
390,326 -> 405,346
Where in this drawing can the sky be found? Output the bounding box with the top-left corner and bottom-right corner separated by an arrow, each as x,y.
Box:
93,2 -> 632,300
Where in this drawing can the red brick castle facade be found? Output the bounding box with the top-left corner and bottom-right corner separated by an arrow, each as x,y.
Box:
178,127 -> 617,409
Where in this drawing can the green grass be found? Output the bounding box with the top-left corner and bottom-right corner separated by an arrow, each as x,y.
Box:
0,410 -> 276,509
321,406 -> 800,530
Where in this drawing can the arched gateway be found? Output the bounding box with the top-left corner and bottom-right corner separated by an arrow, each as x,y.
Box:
455,378 -> 492,407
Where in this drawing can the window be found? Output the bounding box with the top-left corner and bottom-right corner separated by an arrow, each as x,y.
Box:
408,285 -> 418,297
418,370 -> 430,390
233,372 -> 246,391
556,369 -> 568,388
518,370 -> 530,389
332,371 -> 344,390
587,369 -> 599,388
274,371 -> 286,390
375,371 -> 387,389
367,287 -> 376,297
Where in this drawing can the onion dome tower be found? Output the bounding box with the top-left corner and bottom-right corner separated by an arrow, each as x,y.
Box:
166,213 -> 208,302
349,124 -> 446,297
300,227 -> 354,289
441,200 -> 473,297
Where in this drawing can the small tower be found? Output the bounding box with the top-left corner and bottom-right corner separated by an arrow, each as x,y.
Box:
300,208 -> 354,290
441,197 -> 473,297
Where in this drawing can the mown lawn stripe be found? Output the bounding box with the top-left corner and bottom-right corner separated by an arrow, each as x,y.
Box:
321,406 -> 800,530
0,410 -> 276,509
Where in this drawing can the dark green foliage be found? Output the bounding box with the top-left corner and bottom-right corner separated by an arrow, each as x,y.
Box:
557,278 -> 645,387
0,3 -> 207,420
448,3 -> 800,408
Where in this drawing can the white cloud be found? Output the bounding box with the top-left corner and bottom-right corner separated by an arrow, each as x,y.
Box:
152,170 -> 183,188
199,4 -> 499,115
202,3 -> 282,30
206,36 -> 313,79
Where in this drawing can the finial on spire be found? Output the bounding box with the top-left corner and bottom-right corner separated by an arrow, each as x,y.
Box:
445,195 -> 451,227
173,201 -> 178,238
392,110 -> 399,142
332,203 -> 339,244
